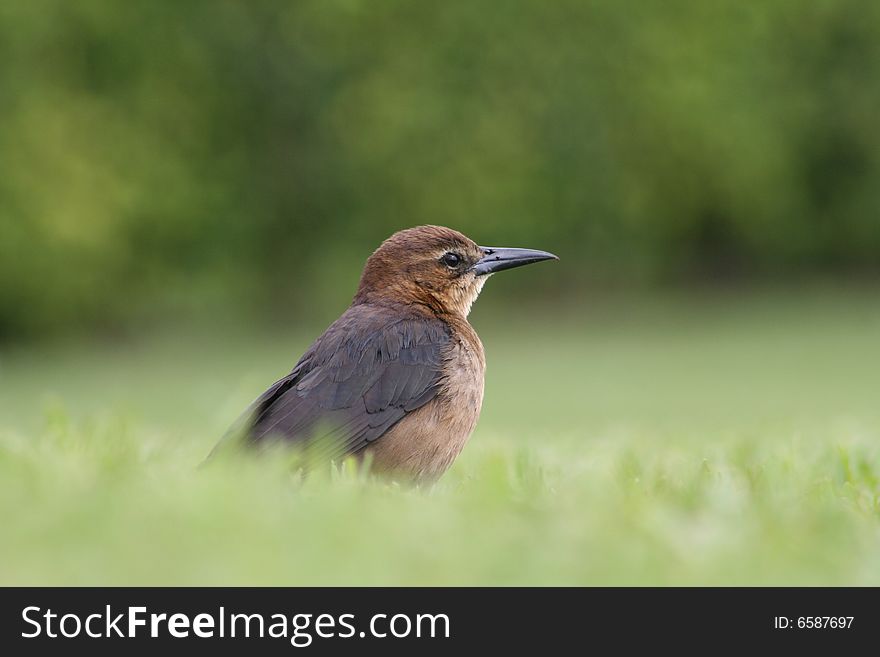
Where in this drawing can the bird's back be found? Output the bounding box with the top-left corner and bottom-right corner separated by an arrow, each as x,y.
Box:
242,302 -> 484,480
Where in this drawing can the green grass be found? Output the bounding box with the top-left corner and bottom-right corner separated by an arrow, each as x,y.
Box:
2,289 -> 880,585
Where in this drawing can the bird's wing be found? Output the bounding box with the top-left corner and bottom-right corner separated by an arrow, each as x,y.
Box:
245,304 -> 450,462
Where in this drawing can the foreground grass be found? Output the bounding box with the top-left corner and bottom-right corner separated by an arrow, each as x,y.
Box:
1,288 -> 879,585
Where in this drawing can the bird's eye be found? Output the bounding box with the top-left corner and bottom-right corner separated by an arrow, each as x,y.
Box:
441,252 -> 462,268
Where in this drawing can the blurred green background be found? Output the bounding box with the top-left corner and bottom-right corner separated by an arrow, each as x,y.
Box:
2,0 -> 879,338
2,1 -> 880,586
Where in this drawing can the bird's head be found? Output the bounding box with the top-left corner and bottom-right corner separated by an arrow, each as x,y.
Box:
354,225 -> 557,317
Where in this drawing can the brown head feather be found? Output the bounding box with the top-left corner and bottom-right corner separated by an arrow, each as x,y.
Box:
353,225 -> 487,317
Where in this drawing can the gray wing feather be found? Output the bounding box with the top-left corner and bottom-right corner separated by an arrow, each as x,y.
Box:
246,304 -> 449,461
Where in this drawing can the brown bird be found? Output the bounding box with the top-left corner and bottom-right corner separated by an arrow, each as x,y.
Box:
222,225 -> 557,483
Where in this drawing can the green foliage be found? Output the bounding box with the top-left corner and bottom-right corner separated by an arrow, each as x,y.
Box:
1,1 -> 880,335
3,421 -> 878,586
2,292 -> 879,584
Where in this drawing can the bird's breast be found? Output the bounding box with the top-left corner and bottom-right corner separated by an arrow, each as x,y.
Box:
365,324 -> 485,483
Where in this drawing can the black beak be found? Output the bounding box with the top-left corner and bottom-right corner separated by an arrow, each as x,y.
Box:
471,246 -> 559,276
